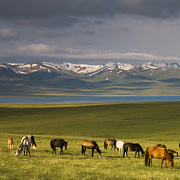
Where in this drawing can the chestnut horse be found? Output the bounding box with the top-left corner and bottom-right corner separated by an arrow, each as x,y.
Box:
81,140 -> 101,157
145,146 -> 174,169
8,138 -> 14,151
104,139 -> 116,150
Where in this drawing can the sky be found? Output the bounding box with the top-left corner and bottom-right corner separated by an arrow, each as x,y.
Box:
1,0 -> 180,65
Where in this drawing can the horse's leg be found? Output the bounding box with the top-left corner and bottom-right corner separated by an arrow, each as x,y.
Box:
24,147 -> 26,156
28,148 -> 31,157
135,150 -> 137,158
60,148 -> 63,155
165,159 -> 167,168
92,148 -> 94,157
25,147 -> 28,156
84,147 -> 86,156
161,158 -> 164,168
82,146 -> 84,155
123,148 -> 127,157
104,142 -> 107,150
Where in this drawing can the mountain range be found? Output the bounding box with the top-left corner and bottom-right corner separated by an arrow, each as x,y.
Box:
0,61 -> 180,96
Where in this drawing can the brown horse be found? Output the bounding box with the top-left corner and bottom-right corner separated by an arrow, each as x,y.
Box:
8,138 -> 14,151
81,140 -> 101,157
145,146 -> 174,169
104,139 -> 116,150
167,149 -> 178,156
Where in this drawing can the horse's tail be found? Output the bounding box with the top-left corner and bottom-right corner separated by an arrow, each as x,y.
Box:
114,139 -> 116,148
81,145 -> 84,155
123,143 -> 126,157
50,140 -> 54,149
104,140 -> 107,150
145,147 -> 149,166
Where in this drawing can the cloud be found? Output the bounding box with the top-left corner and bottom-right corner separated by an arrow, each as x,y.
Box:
0,28 -> 17,40
18,44 -> 57,53
1,0 -> 180,28
25,47 -> 180,61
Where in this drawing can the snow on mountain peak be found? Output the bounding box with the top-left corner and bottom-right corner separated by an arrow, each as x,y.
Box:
142,62 -> 180,70
60,62 -> 103,74
1,61 -> 180,76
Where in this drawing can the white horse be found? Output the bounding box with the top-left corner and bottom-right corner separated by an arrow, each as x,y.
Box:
15,136 -> 31,157
116,140 -> 124,154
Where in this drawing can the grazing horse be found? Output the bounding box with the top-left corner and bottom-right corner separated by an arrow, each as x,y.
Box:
15,136 -> 31,157
156,144 -> 166,148
50,139 -> 68,155
167,149 -> 178,156
104,139 -> 116,150
81,140 -> 101,157
8,138 -> 14,151
26,135 -> 37,149
145,146 -> 174,169
123,143 -> 144,158
116,140 -> 124,154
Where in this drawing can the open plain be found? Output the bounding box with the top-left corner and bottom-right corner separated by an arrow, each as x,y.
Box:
0,102 -> 180,179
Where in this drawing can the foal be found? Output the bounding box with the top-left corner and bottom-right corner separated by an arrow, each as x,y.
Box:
8,138 -> 14,151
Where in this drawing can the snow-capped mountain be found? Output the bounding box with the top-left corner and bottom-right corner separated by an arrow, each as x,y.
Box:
0,61 -> 180,77
1,61 -> 180,96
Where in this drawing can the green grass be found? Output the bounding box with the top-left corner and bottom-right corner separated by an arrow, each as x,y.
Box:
0,102 -> 180,179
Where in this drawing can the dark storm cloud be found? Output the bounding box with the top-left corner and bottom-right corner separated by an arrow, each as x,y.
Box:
1,0 -> 180,28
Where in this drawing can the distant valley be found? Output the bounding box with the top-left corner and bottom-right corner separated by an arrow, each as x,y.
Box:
0,61 -> 180,96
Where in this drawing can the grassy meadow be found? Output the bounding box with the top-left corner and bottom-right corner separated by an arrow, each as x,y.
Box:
0,102 -> 180,179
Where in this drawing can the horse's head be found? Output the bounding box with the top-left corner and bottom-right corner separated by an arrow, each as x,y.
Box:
15,145 -> 23,156
142,151 -> 145,157
97,149 -> 101,157
169,161 -> 174,169
65,141 -> 68,150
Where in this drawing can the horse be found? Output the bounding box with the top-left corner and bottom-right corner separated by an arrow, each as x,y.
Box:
26,135 -> 37,149
116,140 -> 124,154
15,136 -> 31,157
156,144 -> 166,148
145,146 -> 174,169
167,149 -> 178,156
123,143 -> 144,158
81,140 -> 101,157
104,138 -> 116,150
50,139 -> 68,155
8,138 -> 14,151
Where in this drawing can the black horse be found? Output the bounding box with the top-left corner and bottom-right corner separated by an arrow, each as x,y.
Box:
123,143 -> 144,158
50,139 -> 68,155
